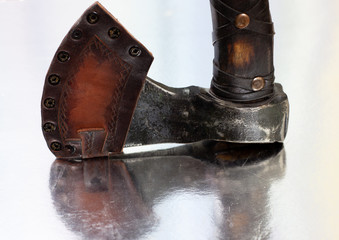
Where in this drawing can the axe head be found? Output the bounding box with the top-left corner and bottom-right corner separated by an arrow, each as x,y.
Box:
41,2 -> 289,160
126,78 -> 289,147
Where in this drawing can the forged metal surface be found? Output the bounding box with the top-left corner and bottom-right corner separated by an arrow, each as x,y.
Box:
126,78 -> 289,146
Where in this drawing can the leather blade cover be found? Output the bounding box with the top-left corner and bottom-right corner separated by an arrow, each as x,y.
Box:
41,2 -> 153,159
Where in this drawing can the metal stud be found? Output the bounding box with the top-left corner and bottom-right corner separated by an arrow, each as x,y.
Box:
50,142 -> 62,151
235,13 -> 250,29
252,77 -> 265,91
129,46 -> 142,57
48,74 -> 60,85
43,122 -> 56,132
108,27 -> 121,39
87,12 -> 99,24
65,145 -> 76,154
44,98 -> 55,108
57,51 -> 70,62
72,29 -> 82,40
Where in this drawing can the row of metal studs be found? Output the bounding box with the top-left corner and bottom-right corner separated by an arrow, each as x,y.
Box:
43,11 -> 142,153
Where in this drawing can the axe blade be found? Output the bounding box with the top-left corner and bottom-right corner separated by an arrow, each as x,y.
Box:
125,77 -> 289,147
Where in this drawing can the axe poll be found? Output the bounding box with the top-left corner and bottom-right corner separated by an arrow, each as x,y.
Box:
41,1 -> 289,160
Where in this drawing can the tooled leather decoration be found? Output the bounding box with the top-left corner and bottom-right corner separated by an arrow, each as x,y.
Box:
41,3 -> 153,159
210,0 -> 275,102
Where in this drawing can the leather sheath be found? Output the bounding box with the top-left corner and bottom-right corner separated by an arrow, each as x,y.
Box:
41,2 -> 153,159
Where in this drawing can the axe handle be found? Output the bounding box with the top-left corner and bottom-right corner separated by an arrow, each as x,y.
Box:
210,0 -> 275,102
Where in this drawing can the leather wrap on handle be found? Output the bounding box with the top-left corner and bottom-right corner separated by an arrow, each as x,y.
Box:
210,0 -> 275,102
41,2 -> 153,159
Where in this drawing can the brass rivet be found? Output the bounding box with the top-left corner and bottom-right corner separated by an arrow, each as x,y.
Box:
108,27 -> 121,39
235,13 -> 250,29
50,142 -> 62,151
44,98 -> 55,108
57,51 -> 70,62
48,74 -> 60,85
72,29 -> 82,39
129,46 -> 141,57
252,77 -> 265,91
43,122 -> 56,132
87,12 -> 99,24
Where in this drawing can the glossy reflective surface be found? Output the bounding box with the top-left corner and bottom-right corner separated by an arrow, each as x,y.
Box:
1,0 -> 339,239
50,142 -> 285,240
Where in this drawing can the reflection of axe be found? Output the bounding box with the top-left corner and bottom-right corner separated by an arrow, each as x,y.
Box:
41,1 -> 289,160
50,158 -> 155,239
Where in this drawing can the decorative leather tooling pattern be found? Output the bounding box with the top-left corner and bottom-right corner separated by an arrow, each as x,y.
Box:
58,36 -> 131,142
41,2 -> 153,159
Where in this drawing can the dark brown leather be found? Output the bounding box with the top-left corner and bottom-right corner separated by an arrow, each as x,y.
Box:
41,2 -> 153,159
210,0 -> 275,102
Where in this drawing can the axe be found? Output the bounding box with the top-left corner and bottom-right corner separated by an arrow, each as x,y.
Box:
41,1 -> 289,160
